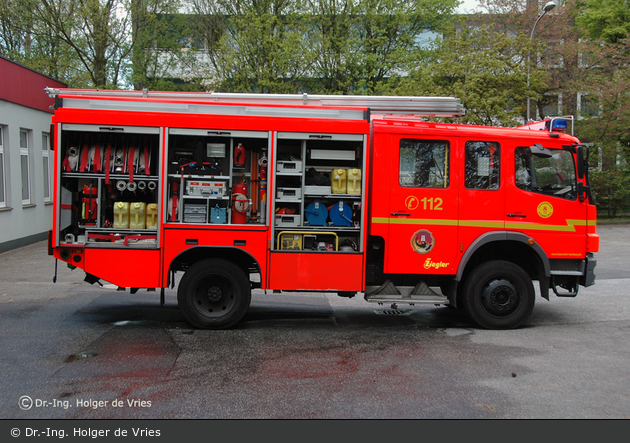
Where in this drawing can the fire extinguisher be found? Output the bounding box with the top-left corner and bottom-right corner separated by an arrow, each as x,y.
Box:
81,182 -> 98,226
168,182 -> 179,222
232,181 -> 249,224
234,143 -> 246,167
259,153 -> 268,224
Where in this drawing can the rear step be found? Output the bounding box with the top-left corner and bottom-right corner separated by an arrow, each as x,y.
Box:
365,280 -> 449,306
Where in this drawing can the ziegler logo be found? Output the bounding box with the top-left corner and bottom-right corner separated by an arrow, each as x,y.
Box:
424,258 -> 449,270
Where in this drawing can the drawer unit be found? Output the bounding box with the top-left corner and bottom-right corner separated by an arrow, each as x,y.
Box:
277,187 -> 302,199
275,214 -> 301,227
277,161 -> 303,173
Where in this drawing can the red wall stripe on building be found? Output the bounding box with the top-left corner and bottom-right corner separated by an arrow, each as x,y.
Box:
0,56 -> 67,114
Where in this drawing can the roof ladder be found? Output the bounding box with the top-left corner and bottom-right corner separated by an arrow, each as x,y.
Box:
45,88 -> 465,118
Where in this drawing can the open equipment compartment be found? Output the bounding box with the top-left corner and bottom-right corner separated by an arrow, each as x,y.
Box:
272,132 -> 366,253
165,128 -> 269,226
57,124 -> 161,248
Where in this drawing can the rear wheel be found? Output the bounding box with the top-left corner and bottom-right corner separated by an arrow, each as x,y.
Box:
177,259 -> 251,329
462,260 -> 534,329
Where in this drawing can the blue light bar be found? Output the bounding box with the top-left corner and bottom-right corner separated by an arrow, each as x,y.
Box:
552,119 -> 568,130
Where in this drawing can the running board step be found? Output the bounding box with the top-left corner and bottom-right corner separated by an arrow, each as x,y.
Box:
365,280 -> 449,305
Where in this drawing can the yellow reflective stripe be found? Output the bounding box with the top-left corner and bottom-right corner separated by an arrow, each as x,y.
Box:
372,217 -> 589,232
505,222 -> 574,232
459,220 -> 504,228
372,217 -> 458,226
504,219 -> 588,232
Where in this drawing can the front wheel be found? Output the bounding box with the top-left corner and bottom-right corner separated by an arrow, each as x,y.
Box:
177,259 -> 251,329
462,260 -> 534,329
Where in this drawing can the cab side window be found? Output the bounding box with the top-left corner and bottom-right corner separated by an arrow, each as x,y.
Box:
465,141 -> 500,190
399,139 -> 449,188
515,147 -> 577,200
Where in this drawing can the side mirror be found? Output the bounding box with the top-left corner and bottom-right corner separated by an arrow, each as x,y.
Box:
576,145 -> 585,179
530,143 -> 552,158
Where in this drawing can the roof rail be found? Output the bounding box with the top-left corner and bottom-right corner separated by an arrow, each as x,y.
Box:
518,115 -> 575,136
44,88 -> 466,118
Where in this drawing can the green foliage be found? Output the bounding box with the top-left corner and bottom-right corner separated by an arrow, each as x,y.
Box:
393,24 -> 530,126
129,1 -> 187,90
590,165 -> 630,216
0,0 -> 184,89
577,0 -> 630,44
189,0 -> 458,94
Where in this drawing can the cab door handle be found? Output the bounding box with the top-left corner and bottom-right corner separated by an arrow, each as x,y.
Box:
507,213 -> 527,218
391,212 -> 411,216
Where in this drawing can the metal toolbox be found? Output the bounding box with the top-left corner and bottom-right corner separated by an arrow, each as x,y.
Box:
183,214 -> 206,223
184,203 -> 207,214
183,202 -> 207,223
277,187 -> 302,199
277,161 -> 302,173
275,214 -> 301,227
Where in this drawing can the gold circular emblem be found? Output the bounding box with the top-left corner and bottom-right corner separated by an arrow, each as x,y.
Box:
537,202 -> 553,218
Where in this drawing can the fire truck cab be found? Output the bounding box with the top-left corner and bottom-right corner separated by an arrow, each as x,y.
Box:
47,89 -> 598,330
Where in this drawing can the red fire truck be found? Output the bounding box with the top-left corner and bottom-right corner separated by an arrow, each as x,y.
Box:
46,88 -> 599,330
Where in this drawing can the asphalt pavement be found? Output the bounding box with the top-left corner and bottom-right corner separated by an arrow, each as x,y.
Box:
0,224 -> 629,419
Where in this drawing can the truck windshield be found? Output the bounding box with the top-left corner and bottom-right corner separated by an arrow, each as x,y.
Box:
515,147 -> 577,200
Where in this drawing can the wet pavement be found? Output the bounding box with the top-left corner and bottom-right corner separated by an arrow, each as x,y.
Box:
1,224 -> 629,419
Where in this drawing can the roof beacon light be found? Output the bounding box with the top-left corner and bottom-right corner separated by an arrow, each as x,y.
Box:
546,117 -> 569,133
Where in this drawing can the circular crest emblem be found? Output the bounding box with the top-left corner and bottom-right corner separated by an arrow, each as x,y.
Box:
537,201 -> 553,219
411,229 -> 435,255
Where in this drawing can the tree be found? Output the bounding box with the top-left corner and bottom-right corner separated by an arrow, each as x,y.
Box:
29,0 -> 132,88
302,0 -> 361,94
576,0 -> 630,44
188,0 -> 458,94
0,0 -> 89,86
129,0 -> 202,91
188,0 -> 310,93
391,21 -> 532,126
352,0 -> 459,94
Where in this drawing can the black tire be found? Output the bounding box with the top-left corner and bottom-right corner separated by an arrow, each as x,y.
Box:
462,260 -> 534,329
177,259 -> 251,329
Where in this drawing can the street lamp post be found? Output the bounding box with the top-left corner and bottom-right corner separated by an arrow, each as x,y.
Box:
527,1 -> 557,123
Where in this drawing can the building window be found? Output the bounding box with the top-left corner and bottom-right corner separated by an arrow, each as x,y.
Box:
400,139 -> 450,188
0,127 -> 5,208
20,129 -> 31,205
465,141 -> 500,190
542,93 -> 562,117
538,39 -> 564,69
578,39 -> 601,69
42,132 -> 51,202
578,92 -> 600,118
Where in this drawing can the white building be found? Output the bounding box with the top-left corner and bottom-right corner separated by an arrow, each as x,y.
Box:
0,56 -> 66,252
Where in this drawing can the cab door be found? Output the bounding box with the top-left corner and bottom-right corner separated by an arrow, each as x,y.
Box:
384,135 -> 459,275
457,139 -> 505,252
505,142 -> 587,258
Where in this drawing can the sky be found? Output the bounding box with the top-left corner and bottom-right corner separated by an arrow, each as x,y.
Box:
457,0 -> 483,13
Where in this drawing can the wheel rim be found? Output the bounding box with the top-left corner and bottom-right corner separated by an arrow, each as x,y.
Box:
192,274 -> 237,318
480,277 -> 521,317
